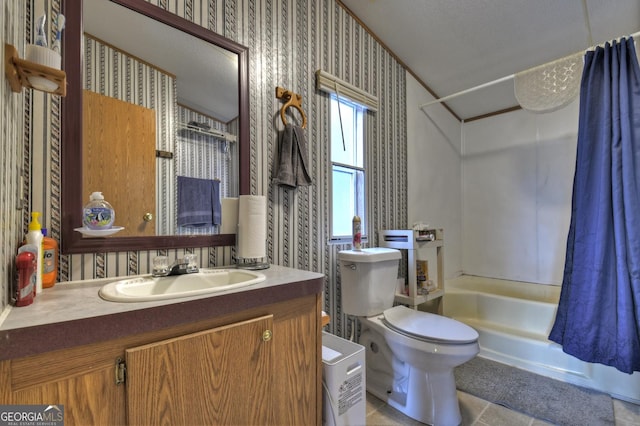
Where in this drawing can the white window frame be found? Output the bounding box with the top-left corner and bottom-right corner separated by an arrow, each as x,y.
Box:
329,94 -> 367,244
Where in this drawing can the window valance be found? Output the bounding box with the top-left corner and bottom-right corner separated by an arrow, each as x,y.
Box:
315,70 -> 378,112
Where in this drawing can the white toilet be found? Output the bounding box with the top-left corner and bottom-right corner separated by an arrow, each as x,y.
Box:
338,247 -> 479,426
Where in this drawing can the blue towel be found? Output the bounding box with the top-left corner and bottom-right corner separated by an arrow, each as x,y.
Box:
177,176 -> 221,227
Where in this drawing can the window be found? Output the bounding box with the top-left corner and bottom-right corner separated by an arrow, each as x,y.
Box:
330,95 -> 366,243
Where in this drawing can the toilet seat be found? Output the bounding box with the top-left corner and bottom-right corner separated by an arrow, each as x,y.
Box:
381,305 -> 478,345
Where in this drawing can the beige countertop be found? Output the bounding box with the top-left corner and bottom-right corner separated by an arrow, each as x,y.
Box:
0,264 -> 325,360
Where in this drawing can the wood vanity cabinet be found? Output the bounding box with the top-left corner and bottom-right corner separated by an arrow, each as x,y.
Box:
0,293 -> 321,425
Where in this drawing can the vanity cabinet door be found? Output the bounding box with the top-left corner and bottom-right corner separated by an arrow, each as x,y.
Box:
270,294 -> 320,425
0,360 -> 126,425
125,314 -> 274,425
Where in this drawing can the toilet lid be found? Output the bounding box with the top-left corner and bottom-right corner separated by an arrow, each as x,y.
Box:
382,305 -> 478,344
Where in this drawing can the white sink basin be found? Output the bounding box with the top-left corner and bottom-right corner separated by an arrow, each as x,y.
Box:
99,268 -> 266,302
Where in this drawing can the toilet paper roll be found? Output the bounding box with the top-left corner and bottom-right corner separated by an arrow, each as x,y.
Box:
237,195 -> 267,259
221,198 -> 239,234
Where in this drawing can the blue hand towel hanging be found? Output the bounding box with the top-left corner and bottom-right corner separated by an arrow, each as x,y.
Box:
177,176 -> 221,227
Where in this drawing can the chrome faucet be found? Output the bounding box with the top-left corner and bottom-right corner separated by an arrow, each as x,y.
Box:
152,254 -> 199,277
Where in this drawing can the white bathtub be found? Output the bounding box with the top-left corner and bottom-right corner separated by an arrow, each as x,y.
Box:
444,275 -> 640,404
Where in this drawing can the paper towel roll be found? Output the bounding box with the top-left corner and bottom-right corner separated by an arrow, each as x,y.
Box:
221,198 -> 239,234
237,195 -> 267,259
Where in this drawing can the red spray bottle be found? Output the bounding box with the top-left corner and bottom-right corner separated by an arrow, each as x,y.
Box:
15,251 -> 36,307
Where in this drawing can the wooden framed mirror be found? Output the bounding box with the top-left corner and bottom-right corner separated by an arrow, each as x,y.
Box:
61,0 -> 250,254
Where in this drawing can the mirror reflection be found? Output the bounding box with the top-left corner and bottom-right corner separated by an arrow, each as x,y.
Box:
61,0 -> 250,253
83,0 -> 238,237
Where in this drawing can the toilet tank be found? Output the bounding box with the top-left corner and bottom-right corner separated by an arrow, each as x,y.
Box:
338,248 -> 401,317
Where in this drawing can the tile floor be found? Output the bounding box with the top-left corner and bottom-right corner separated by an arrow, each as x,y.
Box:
365,391 -> 640,425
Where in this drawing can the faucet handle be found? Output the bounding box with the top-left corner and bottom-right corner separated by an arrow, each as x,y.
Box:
182,253 -> 196,265
153,256 -> 170,276
182,254 -> 198,273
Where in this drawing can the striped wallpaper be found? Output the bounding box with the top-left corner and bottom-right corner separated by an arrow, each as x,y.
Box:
3,0 -> 408,338
0,0 -> 27,311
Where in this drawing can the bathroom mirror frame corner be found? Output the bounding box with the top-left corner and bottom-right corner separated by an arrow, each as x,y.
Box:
61,0 -> 250,254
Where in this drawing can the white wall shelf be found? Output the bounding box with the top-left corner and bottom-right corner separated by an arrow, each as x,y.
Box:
380,228 -> 444,311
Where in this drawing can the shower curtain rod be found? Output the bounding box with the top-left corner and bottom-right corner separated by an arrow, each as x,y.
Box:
419,29 -> 640,109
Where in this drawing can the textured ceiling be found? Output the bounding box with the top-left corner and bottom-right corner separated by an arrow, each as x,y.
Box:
340,0 -> 640,121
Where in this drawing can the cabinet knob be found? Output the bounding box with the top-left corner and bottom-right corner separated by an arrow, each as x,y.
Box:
143,212 -> 153,222
262,329 -> 272,342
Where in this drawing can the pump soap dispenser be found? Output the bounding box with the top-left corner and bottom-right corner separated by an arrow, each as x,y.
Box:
83,191 -> 115,230
75,192 -> 123,236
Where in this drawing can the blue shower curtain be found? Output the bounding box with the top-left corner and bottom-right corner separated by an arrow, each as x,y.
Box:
549,37 -> 640,374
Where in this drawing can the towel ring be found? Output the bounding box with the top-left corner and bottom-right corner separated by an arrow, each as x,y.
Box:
281,97 -> 307,128
276,86 -> 307,129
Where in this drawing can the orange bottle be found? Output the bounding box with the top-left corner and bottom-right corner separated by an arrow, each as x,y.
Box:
41,228 -> 58,288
